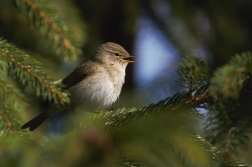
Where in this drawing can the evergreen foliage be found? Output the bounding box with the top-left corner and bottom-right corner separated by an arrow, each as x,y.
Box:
210,52 -> 252,99
0,38 -> 69,105
0,0 -> 251,167
14,0 -> 85,60
179,55 -> 210,90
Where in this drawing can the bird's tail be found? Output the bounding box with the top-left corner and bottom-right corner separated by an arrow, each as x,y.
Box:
21,112 -> 50,131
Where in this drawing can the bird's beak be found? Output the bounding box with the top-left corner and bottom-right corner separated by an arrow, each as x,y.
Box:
122,55 -> 135,63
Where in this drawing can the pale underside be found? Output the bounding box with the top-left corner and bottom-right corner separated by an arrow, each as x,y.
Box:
68,65 -> 126,111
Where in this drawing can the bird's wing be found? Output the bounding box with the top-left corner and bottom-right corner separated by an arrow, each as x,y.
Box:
62,60 -> 98,89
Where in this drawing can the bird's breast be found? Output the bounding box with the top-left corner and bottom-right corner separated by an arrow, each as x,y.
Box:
68,69 -> 125,110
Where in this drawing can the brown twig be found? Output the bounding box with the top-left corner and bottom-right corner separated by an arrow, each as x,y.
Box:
0,50 -> 63,101
0,110 -> 16,132
22,0 -> 73,54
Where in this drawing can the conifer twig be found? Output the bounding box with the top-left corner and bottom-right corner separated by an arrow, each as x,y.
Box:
0,79 -> 27,109
15,0 -> 83,59
22,0 -> 73,52
0,110 -> 16,132
0,38 -> 70,105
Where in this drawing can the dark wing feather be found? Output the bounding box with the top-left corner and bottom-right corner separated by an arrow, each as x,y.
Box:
62,60 -> 98,89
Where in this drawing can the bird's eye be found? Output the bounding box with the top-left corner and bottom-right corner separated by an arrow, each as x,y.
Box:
115,52 -> 120,56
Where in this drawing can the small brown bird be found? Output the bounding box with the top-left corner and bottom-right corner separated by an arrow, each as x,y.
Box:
21,42 -> 134,131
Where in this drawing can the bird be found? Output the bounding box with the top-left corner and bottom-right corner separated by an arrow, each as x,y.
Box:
21,42 -> 134,131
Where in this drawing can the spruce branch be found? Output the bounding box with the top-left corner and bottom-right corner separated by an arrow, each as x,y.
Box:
0,109 -> 16,133
0,38 -> 69,105
101,110 -> 214,167
228,161 -> 249,167
0,72 -> 28,111
0,98 -> 29,137
118,157 -> 148,167
192,132 -> 222,167
14,0 -> 84,60
204,52 -> 252,164
210,52 -> 252,99
52,0 -> 87,47
99,84 -> 210,134
179,55 -> 210,91
204,93 -> 252,165
191,133 -> 250,167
